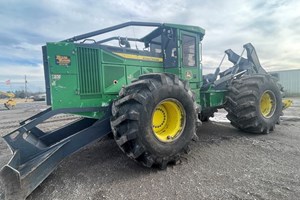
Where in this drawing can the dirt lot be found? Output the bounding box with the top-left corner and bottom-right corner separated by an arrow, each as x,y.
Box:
0,99 -> 300,200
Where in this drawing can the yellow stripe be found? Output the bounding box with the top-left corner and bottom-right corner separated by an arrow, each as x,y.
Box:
113,52 -> 163,62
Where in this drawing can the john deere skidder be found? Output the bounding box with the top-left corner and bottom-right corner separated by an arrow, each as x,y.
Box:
1,22 -> 284,199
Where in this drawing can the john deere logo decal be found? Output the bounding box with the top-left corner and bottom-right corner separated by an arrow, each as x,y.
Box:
55,55 -> 71,66
185,71 -> 193,80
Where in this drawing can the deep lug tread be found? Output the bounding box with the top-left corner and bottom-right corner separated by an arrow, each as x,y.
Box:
235,101 -> 256,111
183,145 -> 191,154
183,80 -> 190,91
226,113 -> 237,121
192,133 -> 199,141
114,93 -> 146,107
111,73 -> 198,169
226,96 -> 238,107
225,74 -> 282,134
111,111 -> 139,127
115,129 -> 137,146
157,158 -> 168,170
139,73 -> 167,86
171,155 -> 181,165
173,74 -> 179,85
242,122 -> 260,130
235,90 -> 258,100
237,111 -> 256,120
141,154 -> 155,167
110,114 -> 127,127
227,86 -> 239,95
128,144 -> 145,159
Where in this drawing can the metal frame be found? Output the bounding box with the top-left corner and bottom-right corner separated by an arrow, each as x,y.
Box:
96,36 -> 141,44
202,43 -> 268,91
42,46 -> 51,105
63,21 -> 162,42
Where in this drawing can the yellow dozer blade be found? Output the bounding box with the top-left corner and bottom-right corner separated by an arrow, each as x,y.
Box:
4,99 -> 16,109
282,99 -> 293,110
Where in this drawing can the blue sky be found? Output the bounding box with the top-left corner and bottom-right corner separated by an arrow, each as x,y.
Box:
0,0 -> 299,92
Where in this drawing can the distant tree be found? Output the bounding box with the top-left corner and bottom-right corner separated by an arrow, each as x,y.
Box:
14,90 -> 26,98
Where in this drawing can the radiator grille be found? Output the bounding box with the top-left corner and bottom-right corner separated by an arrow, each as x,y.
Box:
77,47 -> 101,95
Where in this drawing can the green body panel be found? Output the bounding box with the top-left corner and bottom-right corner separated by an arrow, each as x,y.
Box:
45,23 -> 224,119
47,42 -> 163,118
200,90 -> 226,108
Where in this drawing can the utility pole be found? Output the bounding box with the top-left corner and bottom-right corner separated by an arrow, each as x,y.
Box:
25,75 -> 28,102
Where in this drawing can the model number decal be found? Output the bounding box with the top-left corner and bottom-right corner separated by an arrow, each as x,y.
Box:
55,55 -> 71,66
52,74 -> 61,80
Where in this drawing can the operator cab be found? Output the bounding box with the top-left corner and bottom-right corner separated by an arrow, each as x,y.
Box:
142,24 -> 204,68
141,23 -> 205,83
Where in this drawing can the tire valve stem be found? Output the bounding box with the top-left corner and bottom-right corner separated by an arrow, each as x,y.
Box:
167,135 -> 172,140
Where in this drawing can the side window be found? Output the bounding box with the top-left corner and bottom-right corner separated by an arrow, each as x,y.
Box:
149,35 -> 162,57
182,35 -> 196,67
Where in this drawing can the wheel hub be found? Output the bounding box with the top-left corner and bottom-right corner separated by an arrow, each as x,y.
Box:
152,99 -> 186,142
260,90 -> 276,118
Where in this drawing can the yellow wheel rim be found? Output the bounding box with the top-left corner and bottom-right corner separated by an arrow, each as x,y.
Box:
152,99 -> 186,142
260,90 -> 276,118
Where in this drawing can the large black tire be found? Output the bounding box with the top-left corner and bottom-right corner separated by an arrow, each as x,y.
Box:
110,73 -> 198,169
225,74 -> 282,133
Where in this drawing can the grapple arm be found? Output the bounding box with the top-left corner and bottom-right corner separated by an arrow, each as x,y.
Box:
212,43 -> 268,90
243,43 -> 267,74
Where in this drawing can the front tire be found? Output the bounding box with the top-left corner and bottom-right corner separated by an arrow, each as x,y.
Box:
225,74 -> 282,133
111,73 -> 198,169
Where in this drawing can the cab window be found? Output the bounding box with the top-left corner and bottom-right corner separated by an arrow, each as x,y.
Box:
182,35 -> 196,67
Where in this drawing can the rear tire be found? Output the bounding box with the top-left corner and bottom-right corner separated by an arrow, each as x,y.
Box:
225,74 -> 282,133
111,73 -> 198,169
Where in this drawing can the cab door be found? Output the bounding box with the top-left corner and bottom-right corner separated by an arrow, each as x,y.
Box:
179,31 -> 201,83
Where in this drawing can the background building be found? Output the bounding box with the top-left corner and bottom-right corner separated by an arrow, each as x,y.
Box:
270,69 -> 300,97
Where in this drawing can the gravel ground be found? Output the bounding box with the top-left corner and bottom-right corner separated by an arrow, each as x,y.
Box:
0,99 -> 300,200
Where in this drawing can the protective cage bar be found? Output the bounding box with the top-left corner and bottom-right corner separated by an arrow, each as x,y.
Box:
63,21 -> 162,42
0,107 -> 112,200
